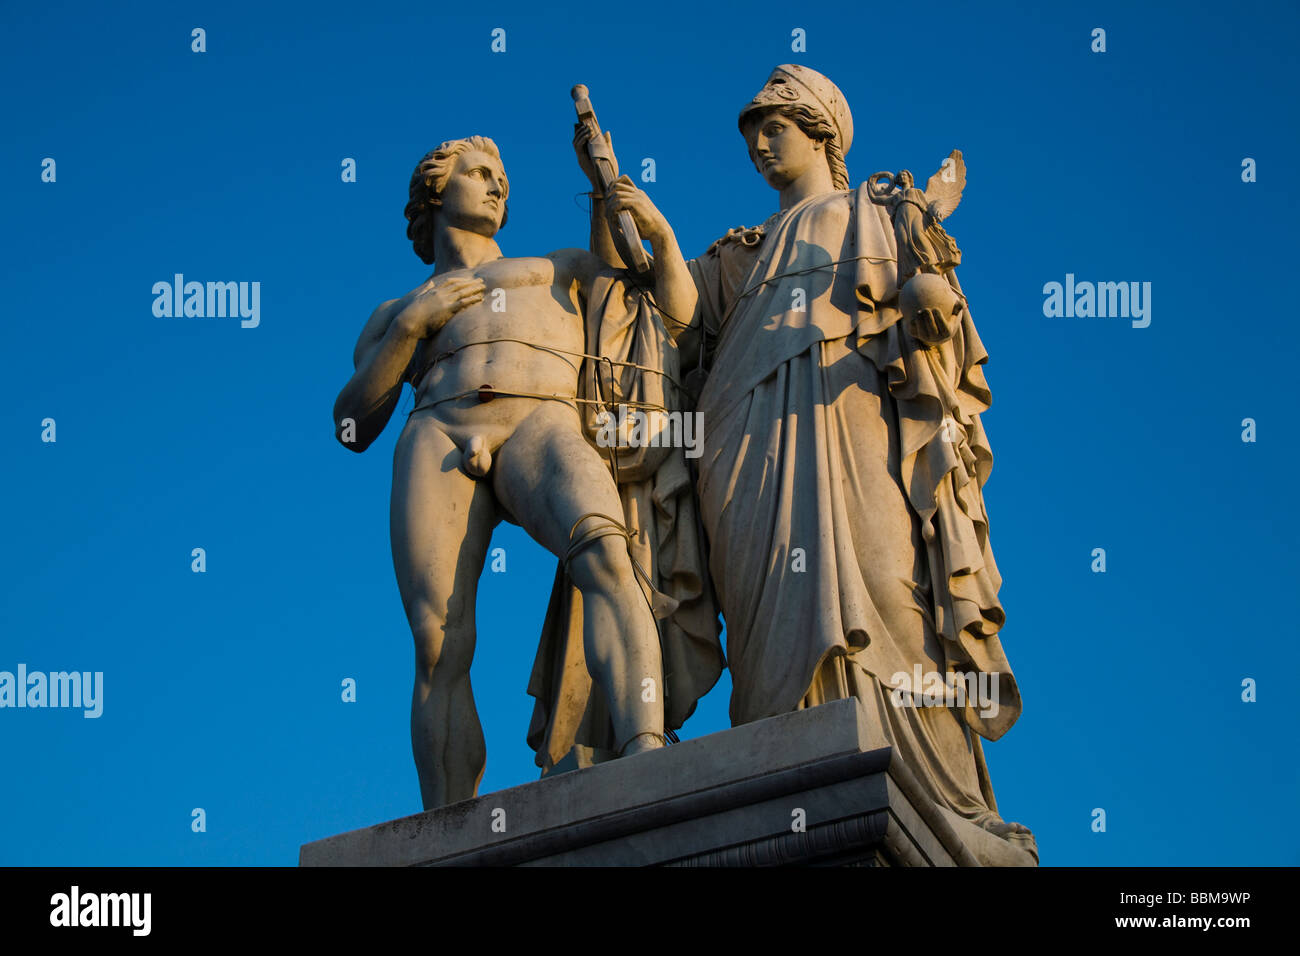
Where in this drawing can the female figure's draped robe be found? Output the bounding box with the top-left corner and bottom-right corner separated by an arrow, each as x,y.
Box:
688,185 -> 1020,827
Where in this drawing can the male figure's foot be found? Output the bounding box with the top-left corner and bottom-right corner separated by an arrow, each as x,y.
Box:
618,732 -> 667,756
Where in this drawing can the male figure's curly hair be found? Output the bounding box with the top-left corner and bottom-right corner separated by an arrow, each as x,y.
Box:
403,136 -> 509,265
743,104 -> 849,192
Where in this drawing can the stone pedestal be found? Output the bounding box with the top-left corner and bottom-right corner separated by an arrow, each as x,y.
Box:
299,698 -> 1035,866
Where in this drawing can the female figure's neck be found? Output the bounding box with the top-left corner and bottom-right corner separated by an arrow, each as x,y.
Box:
778,163 -> 835,210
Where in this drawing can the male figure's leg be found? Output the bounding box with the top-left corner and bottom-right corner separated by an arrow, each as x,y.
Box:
391,413 -> 498,809
493,402 -> 665,755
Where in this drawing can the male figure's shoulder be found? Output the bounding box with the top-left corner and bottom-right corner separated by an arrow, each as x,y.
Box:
374,295 -> 403,318
545,247 -> 650,295
351,295 -> 407,368
545,246 -> 611,282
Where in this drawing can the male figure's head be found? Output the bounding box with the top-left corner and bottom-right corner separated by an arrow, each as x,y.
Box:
404,136 -> 510,264
738,65 -> 853,193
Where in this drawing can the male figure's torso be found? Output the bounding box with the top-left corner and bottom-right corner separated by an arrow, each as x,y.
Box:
405,254 -> 588,453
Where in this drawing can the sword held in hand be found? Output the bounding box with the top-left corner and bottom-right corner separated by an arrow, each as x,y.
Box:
572,84 -> 652,276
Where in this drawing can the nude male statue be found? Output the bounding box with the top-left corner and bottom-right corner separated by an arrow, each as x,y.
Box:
332,135 -> 695,810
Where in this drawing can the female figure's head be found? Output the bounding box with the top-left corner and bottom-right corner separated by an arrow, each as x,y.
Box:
738,65 -> 853,193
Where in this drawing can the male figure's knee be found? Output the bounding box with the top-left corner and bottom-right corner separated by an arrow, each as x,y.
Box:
568,535 -> 636,595
408,602 -> 474,683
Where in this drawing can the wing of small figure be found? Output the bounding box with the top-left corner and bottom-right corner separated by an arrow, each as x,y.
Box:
924,149 -> 966,222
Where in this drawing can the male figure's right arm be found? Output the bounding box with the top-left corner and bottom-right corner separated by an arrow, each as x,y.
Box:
332,277 -> 486,452
333,298 -> 420,453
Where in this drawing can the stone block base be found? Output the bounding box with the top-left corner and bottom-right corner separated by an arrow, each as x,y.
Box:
299,698 -> 1036,867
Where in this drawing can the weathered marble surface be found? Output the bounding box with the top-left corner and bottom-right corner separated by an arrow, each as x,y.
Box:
299,699 -> 1036,867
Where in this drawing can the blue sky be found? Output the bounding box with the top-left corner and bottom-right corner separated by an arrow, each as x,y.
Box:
1,0 -> 1296,865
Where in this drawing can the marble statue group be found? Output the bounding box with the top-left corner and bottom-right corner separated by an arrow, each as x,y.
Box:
333,64 -> 1036,860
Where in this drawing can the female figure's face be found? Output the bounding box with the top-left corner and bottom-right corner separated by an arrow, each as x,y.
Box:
743,111 -> 823,190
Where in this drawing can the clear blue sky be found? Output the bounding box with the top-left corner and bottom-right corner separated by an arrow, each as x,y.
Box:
2,0 -> 1296,866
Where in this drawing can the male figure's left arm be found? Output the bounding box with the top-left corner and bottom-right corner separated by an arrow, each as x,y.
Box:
604,176 -> 698,340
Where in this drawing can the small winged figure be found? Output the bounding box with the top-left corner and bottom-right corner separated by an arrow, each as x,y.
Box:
868,149 -> 966,283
